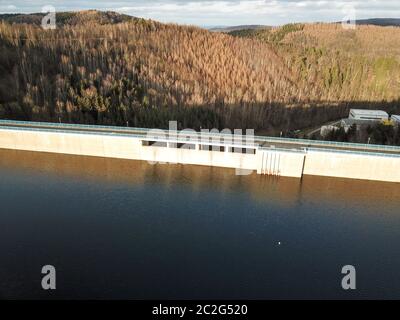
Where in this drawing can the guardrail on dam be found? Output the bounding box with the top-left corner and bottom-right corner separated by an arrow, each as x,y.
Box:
0,120 -> 400,183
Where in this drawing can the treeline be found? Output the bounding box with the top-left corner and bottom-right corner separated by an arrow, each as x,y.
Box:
0,11 -> 399,134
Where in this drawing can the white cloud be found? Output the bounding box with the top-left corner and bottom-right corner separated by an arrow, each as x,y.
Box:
0,4 -> 17,11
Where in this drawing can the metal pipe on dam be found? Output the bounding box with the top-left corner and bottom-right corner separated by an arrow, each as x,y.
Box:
0,120 -> 400,183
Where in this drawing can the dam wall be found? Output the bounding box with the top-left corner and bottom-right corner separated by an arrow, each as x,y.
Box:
303,149 -> 400,183
0,127 -> 306,178
0,127 -> 259,172
256,149 -> 305,178
1,123 -> 400,183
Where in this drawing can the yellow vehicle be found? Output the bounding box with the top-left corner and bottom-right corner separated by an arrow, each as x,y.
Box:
381,119 -> 394,126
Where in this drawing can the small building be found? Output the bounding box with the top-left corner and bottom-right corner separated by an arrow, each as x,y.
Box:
340,118 -> 376,133
349,109 -> 389,121
392,115 -> 400,126
321,125 -> 339,137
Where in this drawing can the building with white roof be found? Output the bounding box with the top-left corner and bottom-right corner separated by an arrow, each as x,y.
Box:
392,115 -> 400,125
349,109 -> 389,121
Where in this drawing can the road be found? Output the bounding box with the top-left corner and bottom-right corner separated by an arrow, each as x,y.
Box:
1,119 -> 400,156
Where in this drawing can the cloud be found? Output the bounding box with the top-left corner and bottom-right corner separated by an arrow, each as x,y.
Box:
0,4 -> 17,11
0,0 -> 399,26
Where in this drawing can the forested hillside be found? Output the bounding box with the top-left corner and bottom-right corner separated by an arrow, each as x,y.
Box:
0,11 -> 399,134
0,11 -> 134,26
230,23 -> 400,102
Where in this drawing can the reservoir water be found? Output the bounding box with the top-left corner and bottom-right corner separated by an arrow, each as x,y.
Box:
1,149 -> 400,299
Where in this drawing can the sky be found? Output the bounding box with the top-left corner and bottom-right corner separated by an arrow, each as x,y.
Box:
0,0 -> 399,26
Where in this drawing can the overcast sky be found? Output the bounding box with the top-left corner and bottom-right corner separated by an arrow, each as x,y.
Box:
0,0 -> 399,26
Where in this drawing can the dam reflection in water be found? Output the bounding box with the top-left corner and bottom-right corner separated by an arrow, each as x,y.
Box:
0,149 -> 400,299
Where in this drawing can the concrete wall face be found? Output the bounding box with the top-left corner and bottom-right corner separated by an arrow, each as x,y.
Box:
1,128 -> 400,183
256,150 -> 305,178
139,146 -> 257,171
0,129 -> 261,174
303,150 -> 400,183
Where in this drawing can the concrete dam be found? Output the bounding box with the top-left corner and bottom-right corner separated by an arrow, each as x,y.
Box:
1,120 -> 400,183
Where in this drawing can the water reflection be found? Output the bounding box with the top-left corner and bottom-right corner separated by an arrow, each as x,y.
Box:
1,149 -> 399,210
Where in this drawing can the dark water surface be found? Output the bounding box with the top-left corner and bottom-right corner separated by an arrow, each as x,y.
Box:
0,149 -> 400,299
